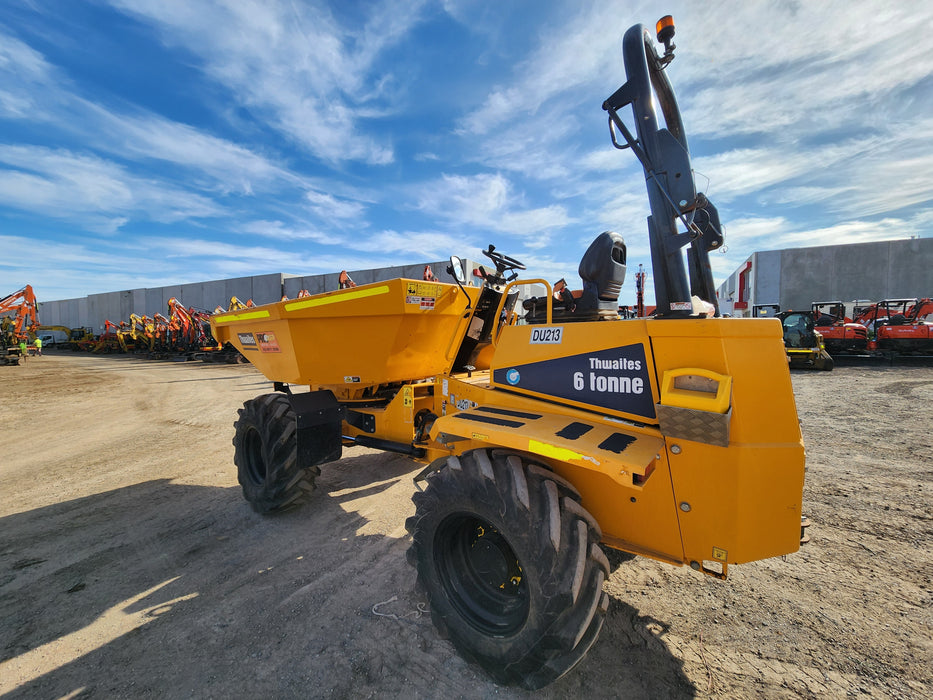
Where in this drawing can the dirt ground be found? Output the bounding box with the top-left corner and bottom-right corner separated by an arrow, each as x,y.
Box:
0,352 -> 930,699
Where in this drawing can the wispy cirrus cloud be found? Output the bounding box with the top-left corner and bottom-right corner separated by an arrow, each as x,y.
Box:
415,172 -> 572,245
0,145 -> 223,232
106,0 -> 431,165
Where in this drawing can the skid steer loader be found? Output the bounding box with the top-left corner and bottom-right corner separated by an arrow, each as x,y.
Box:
211,16 -> 806,689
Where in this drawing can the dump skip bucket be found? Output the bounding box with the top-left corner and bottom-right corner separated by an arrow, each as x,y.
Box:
211,278 -> 476,387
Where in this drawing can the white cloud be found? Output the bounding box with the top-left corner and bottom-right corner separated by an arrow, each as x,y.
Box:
416,172 -> 572,239
237,219 -> 341,245
0,145 -> 223,231
304,189 -> 367,221
347,229 -> 472,259
457,4 -> 619,136
677,3 -> 933,140
106,0 -> 429,164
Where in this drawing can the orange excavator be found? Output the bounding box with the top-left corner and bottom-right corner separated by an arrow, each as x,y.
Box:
1,285 -> 39,363
167,297 -> 219,352
862,298 -> 933,354
811,301 -> 868,354
92,320 -> 123,353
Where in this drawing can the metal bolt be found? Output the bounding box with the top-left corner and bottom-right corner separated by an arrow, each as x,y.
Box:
679,199 -> 688,207
680,502 -> 691,512
670,444 -> 682,454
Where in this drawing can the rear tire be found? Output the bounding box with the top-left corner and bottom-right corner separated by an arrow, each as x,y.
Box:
406,449 -> 609,689
233,393 -> 318,514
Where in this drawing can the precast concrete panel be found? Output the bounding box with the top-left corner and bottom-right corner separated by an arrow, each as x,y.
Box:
131,289 -> 147,317
224,276 -> 255,306
780,247 -> 835,310
180,283 -> 206,311
60,299 -> 78,329
353,269 -> 377,285
302,275 -> 327,294
145,289 -> 163,318
62,300 -> 78,329
36,302 -> 57,326
251,274 -> 284,305
283,276 -> 327,298
161,286 -> 183,315
887,238 -> 933,298
119,290 -> 134,321
87,292 -> 122,332
833,241 -> 889,302
202,280 -> 227,312
754,250 -> 781,306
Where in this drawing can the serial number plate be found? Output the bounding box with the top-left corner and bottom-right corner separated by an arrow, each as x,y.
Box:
530,327 -> 563,344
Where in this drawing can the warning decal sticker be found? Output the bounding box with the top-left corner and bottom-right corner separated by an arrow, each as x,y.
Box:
405,282 -> 441,309
255,332 -> 281,353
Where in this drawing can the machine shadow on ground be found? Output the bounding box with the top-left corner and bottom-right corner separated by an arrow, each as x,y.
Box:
0,453 -> 694,698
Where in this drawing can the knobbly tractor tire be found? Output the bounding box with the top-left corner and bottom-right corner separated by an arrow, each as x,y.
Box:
406,449 -> 610,689
233,393 -> 318,514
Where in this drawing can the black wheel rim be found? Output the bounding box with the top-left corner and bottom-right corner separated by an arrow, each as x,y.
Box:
434,514 -> 528,635
243,426 -> 266,486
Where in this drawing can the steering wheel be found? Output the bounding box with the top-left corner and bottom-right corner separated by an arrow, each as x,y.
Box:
482,245 -> 526,273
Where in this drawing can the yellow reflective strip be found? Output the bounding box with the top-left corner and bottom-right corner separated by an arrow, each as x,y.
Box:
528,439 -> 584,463
213,309 -> 271,324
284,285 -> 390,311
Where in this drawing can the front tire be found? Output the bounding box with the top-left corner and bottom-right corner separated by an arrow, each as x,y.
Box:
233,393 -> 318,514
406,449 -> 609,689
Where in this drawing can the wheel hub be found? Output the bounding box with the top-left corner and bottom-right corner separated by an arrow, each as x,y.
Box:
435,515 -> 527,635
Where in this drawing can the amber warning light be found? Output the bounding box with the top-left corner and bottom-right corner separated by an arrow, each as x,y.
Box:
656,15 -> 675,43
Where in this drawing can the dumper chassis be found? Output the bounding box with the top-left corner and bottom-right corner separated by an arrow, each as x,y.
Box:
212,17 -> 806,690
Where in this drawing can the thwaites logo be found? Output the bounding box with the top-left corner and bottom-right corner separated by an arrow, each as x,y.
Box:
493,343 -> 655,419
237,332 -> 257,348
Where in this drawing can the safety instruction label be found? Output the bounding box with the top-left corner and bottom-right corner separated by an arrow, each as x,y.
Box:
406,282 -> 441,310
403,385 -> 414,423
256,332 -> 280,353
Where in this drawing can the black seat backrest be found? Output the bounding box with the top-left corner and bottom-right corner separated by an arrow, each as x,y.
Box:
522,231 -> 627,324
574,231 -> 627,318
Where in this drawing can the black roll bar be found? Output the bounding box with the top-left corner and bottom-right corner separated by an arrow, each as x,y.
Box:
603,23 -> 722,317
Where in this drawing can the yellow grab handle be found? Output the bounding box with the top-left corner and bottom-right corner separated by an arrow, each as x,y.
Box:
660,367 -> 732,414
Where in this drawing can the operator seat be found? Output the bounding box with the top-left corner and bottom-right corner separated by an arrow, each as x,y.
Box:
523,231 -> 627,323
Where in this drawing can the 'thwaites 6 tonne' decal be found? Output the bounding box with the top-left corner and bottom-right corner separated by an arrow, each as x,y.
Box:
493,343 -> 656,419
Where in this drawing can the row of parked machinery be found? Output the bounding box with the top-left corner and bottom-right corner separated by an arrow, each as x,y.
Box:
753,298 -> 933,370
0,285 -> 260,363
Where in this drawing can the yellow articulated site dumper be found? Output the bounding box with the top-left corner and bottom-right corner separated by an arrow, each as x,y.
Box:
211,16 -> 806,690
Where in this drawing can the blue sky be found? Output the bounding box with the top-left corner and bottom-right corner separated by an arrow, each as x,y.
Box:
1,1 -> 932,307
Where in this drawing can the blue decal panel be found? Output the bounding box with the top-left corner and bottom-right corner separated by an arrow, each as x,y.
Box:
492,344 -> 656,420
